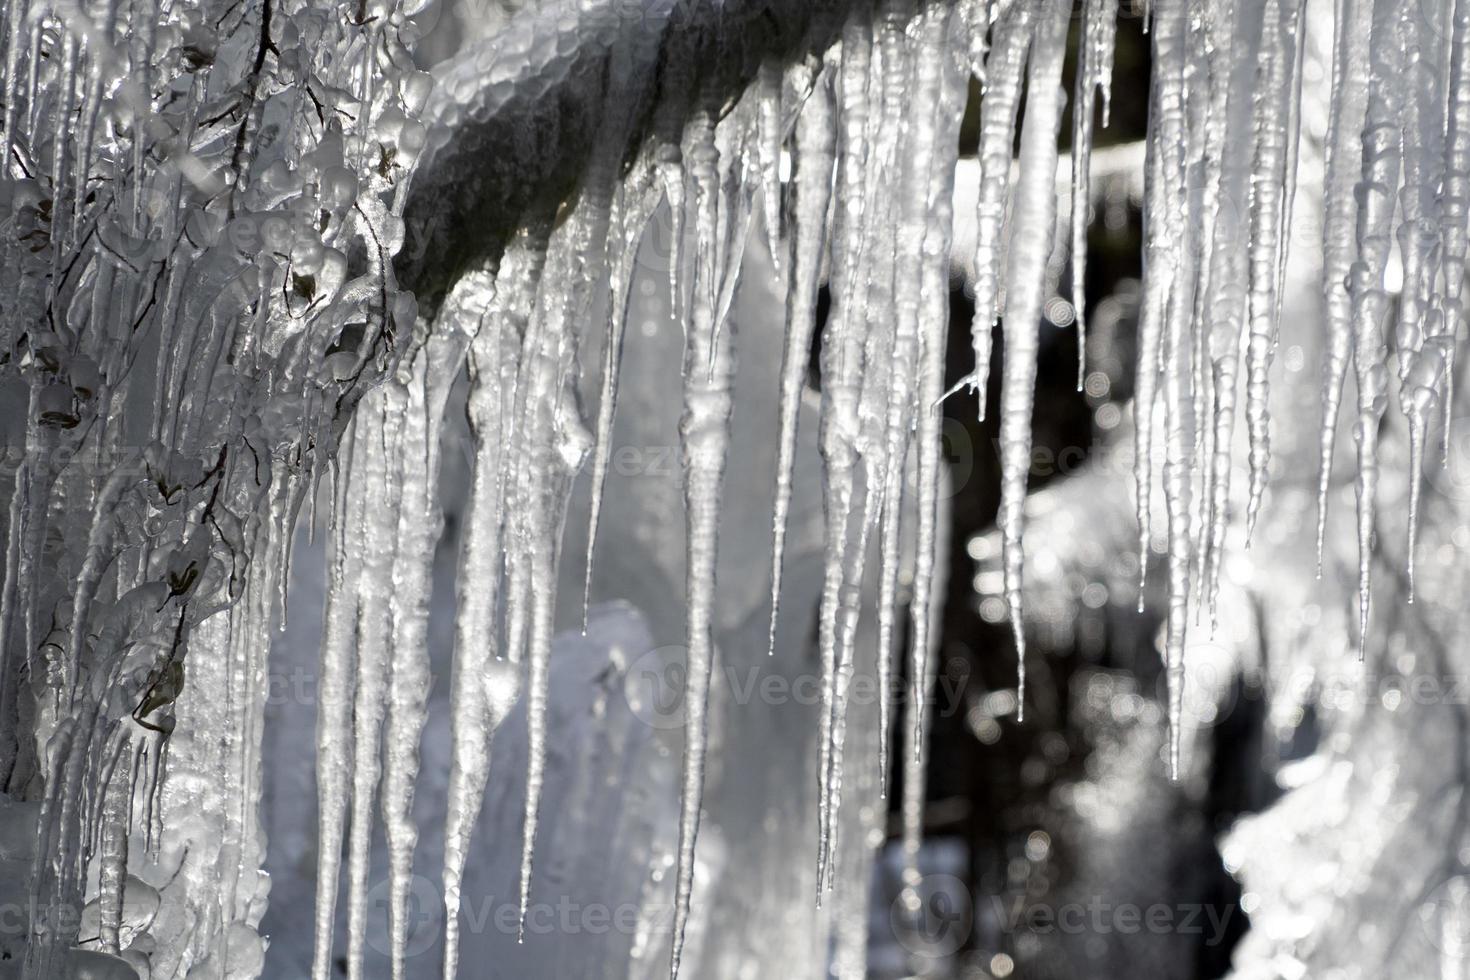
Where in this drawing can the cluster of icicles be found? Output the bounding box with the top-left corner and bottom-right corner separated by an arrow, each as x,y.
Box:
0,0 -> 1463,975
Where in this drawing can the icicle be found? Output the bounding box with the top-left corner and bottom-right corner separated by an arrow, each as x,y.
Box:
896,619 -> 940,922
344,398 -> 405,980
669,96 -> 736,980
757,59 -> 786,271
1242,0 -> 1306,542
823,470 -> 878,892
382,358 -> 438,980
653,32 -> 695,319
1435,0 -> 1470,467
1315,0 -> 1374,571
767,70 -> 837,658
490,220 -> 550,936
1202,0 -> 1267,620
1135,0 -> 1195,611
824,32 -> 910,859
47,31 -> 78,258
708,117 -> 759,376
876,452 -> 905,799
1158,0 -> 1199,774
0,0 -> 29,168
1071,0 -> 1121,389
441,268 -> 508,980
65,464 -> 133,701
1393,0 -> 1448,598
998,0 -> 1070,719
1348,0 -> 1408,649
1183,0 -> 1232,600
822,11 -> 874,400
578,3 -> 670,624
817,0 -> 893,899
583,173 -> 659,628
815,0 -> 911,897
888,0 -> 963,798
512,213 -> 595,940
311,448 -> 360,980
94,737 -> 131,955
958,0 -> 991,81
902,4 -> 967,906
959,1 -> 1036,409
856,0 -> 948,813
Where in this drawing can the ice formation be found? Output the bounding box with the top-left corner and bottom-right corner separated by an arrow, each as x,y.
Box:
0,0 -> 1467,976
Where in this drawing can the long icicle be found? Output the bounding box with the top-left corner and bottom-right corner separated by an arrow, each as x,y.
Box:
1348,0 -> 1408,649
1202,0 -> 1268,620
310,443 -> 359,980
816,0 -> 901,898
766,66 -> 837,659
1071,0 -> 1121,389
578,0 -> 672,625
1242,0 -> 1306,542
344,397 -> 405,980
514,212 -> 595,939
997,0 -> 1071,721
1393,0 -> 1447,599
828,0 -> 955,878
1314,0 -> 1374,571
669,96 -> 736,980
1156,0 -> 1199,777
440,267 -> 513,980
902,0 -> 967,914
1434,0 -> 1470,468
582,174 -> 659,628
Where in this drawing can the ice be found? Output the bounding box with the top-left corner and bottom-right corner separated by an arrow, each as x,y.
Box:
1071,0 -> 1121,388
8,0 -> 1470,976
1314,0 -> 1373,571
957,0 -> 1035,415
666,94 -> 734,980
996,0 -> 1070,719
767,67 -> 836,663
1348,0 -> 1407,646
